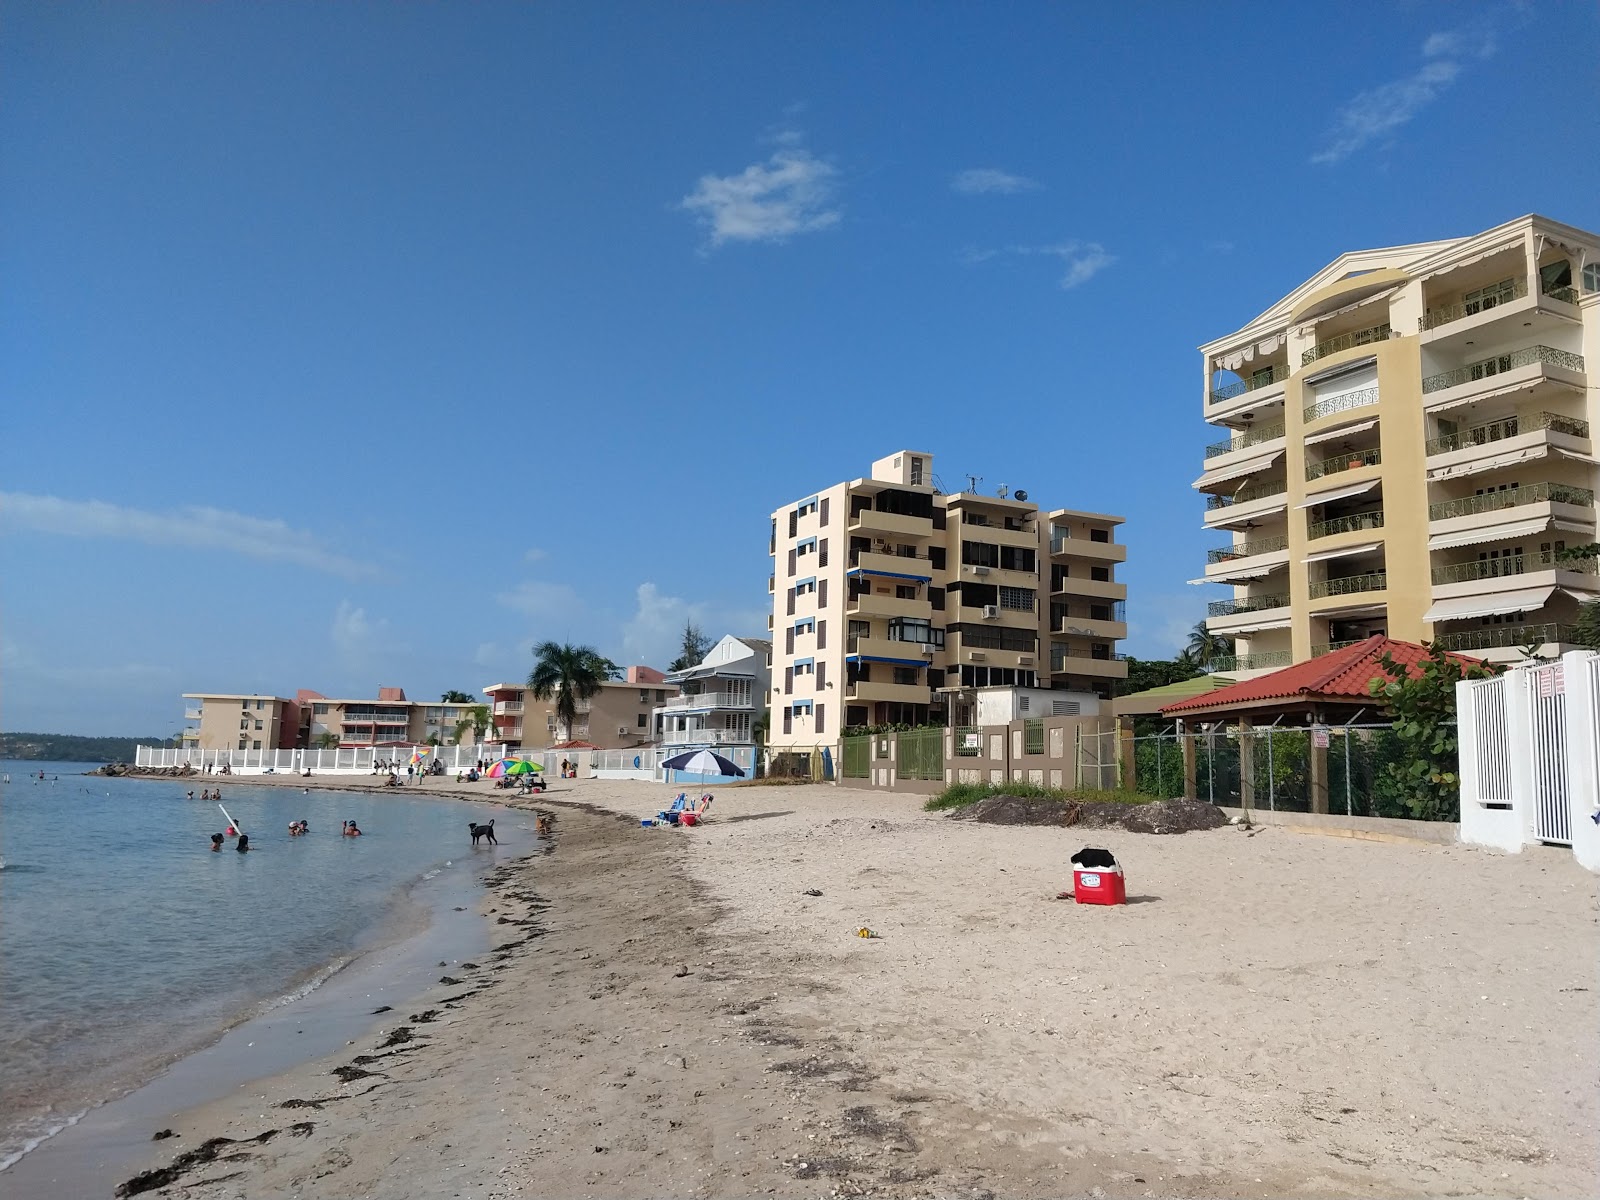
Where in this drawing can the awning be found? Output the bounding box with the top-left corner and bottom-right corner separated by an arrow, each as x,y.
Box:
1427,517 -> 1552,551
1210,614 -> 1292,635
1562,588 -> 1600,604
1425,378 -> 1526,414
844,653 -> 929,668
1552,447 -> 1599,465
1425,587 -> 1555,623
846,566 -> 933,582
1192,450 -> 1283,491
1190,565 -> 1275,586
1427,446 -> 1546,482
1297,478 -> 1379,508
1304,418 -> 1377,447
1302,541 -> 1381,564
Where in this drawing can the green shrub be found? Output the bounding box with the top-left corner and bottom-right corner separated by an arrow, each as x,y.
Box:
924,781 -> 1153,812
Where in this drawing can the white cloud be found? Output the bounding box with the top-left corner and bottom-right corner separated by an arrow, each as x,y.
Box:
0,491 -> 377,579
681,144 -> 840,247
619,583 -> 766,669
330,601 -> 412,670
1312,26 -> 1497,165
1013,241 -> 1117,289
951,168 -> 1040,195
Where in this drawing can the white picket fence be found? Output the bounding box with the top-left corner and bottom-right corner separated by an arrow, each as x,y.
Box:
135,744 -> 495,775
1457,650 -> 1600,870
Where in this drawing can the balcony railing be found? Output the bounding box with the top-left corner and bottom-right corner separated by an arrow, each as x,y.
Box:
1206,482 -> 1288,510
1050,649 -> 1130,672
661,728 -> 750,746
1310,639 -> 1367,657
1211,650 -> 1293,672
1430,553 -> 1599,586
1432,623 -> 1574,653
1421,277 -> 1527,331
1302,322 -> 1391,367
1304,385 -> 1379,424
660,691 -> 754,710
1209,363 -> 1289,405
1308,571 -> 1387,599
1207,533 -> 1289,563
1208,593 -> 1290,618
1425,411 -> 1590,455
1421,345 -> 1585,394
1428,481 -> 1595,522
848,546 -> 932,565
1307,510 -> 1384,540
184,708 -> 203,720
1204,419 -> 1287,459
1306,447 -> 1381,481
492,701 -> 523,715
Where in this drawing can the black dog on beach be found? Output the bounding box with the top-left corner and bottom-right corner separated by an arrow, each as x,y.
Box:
469,819 -> 497,846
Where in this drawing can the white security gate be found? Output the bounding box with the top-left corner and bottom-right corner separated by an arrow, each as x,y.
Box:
1528,663 -> 1572,845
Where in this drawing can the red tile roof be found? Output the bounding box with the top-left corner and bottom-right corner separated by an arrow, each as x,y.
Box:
1160,636 -> 1483,716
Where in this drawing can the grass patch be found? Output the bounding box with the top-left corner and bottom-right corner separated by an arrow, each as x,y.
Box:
924,781 -> 1158,812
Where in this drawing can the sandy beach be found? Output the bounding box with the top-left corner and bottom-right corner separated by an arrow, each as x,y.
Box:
91,775 -> 1598,1198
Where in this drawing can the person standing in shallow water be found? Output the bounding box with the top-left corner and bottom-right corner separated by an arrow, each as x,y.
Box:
210,833 -> 224,851
235,834 -> 251,852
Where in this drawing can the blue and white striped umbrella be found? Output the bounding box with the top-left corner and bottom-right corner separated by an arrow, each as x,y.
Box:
660,748 -> 745,777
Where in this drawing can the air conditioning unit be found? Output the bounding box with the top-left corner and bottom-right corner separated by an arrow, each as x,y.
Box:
967,564 -> 990,576
1018,656 -> 1035,667
618,725 -> 628,736
969,651 -> 987,661
921,643 -> 936,656
982,604 -> 1001,619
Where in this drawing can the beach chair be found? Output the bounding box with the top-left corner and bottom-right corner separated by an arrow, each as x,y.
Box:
657,793 -> 689,824
679,794 -> 714,827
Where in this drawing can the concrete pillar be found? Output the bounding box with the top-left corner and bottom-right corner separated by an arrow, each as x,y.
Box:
1309,717 -> 1329,814
1118,716 -> 1136,792
1180,720 -> 1197,801
1238,719 -> 1255,816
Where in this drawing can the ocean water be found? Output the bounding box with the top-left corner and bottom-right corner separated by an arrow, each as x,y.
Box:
0,762 -> 506,1170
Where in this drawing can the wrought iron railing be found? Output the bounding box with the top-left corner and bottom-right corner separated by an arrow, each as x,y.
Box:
1425,410 -> 1590,455
1203,419 -> 1287,459
1430,553 -> 1600,585
1208,593 -> 1289,617
1206,482 -> 1288,510
1210,650 -> 1293,672
1308,571 -> 1386,599
1209,362 -> 1290,404
1304,386 -> 1379,424
1309,639 -> 1366,657
1432,624 -> 1574,653
1207,533 -> 1290,563
1421,345 -> 1586,394
1302,323 -> 1391,367
1306,447 -> 1381,480
1544,283 -> 1580,305
1428,481 -> 1595,521
1307,511 -> 1384,539
1421,277 -> 1527,331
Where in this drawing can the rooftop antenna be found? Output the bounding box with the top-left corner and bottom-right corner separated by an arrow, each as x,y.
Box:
966,474 -> 981,493
996,484 -> 1010,499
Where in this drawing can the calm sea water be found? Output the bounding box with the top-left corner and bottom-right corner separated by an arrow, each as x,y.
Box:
0,762 -> 503,1170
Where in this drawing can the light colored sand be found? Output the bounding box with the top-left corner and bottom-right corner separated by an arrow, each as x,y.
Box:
110,777 -> 1597,1199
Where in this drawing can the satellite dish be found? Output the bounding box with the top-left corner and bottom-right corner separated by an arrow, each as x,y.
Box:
1014,489 -> 1028,502
997,484 -> 1009,499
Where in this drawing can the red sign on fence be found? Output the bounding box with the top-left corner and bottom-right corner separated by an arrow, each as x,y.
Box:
1538,665 -> 1565,698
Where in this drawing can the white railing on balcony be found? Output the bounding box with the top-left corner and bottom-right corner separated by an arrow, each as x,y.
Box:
184,708 -> 203,720
492,701 -> 523,715
661,727 -> 751,746
660,691 -> 754,711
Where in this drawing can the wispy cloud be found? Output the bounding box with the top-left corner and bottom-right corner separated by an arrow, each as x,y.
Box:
619,582 -> 765,668
680,137 -> 840,247
951,167 -> 1041,195
967,240 -> 1114,290
1311,25 -> 1498,165
0,491 -> 378,579
330,600 -> 412,671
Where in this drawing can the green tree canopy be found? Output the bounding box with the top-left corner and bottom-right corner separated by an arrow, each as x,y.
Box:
668,621 -> 713,673
440,690 -> 474,703
527,642 -> 610,738
1185,620 -> 1233,670
1368,644 -> 1498,821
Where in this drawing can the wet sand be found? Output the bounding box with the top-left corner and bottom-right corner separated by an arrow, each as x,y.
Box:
52,776 -> 1600,1198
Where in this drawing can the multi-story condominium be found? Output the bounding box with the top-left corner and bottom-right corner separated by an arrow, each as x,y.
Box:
767,450 -> 1127,749
654,635 -> 773,751
483,666 -> 678,750
180,688 -> 495,751
180,693 -> 303,751
1197,214 -> 1599,675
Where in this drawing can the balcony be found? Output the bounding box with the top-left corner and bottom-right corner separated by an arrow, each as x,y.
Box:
1304,385 -> 1380,425
1306,447 -> 1381,481
1206,481 -> 1288,511
1050,615 -> 1128,640
1050,575 -> 1126,601
180,728 -> 200,741
1049,648 -> 1129,677
1208,593 -> 1290,618
1310,639 -> 1368,658
1421,275 -> 1582,336
1208,533 -> 1290,564
1432,553 -> 1599,587
1428,481 -> 1594,523
1204,419 -> 1287,460
1426,411 -> 1589,456
662,727 -> 750,747
495,721 -> 523,738
1205,534 -> 1290,583
846,679 -> 931,704
848,548 -> 935,580
1209,363 -> 1289,406
1048,533 -> 1126,562
846,590 -> 931,619
184,708 -> 203,720
1421,346 -> 1585,413
492,701 -> 523,716
1308,571 -> 1387,600
660,691 -> 755,711
1302,323 -> 1392,368
1431,623 -> 1575,653
1307,511 -> 1384,540
848,508 -> 936,539
1211,650 -> 1293,673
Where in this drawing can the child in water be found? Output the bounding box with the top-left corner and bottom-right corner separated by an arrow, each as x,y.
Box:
235,834 -> 251,852
210,833 -> 224,851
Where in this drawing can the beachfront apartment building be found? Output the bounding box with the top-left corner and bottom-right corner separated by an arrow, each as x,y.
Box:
180,693 -> 303,751
483,666 -> 679,751
767,450 -> 1127,749
180,687 -> 494,750
654,635 -> 773,752
1196,213 -> 1600,677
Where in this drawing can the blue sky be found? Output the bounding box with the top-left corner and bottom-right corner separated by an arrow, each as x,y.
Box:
4,2 -> 1597,735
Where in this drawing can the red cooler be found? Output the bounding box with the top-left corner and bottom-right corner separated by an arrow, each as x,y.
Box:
1073,865 -> 1126,906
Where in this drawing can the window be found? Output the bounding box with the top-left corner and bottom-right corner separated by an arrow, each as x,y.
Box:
254,720 -> 264,731
1090,604 -> 1111,621
962,540 -> 999,568
796,577 -> 817,596
795,496 -> 819,518
1051,564 -> 1070,589
1585,263 -> 1600,294
1089,528 -> 1111,543
892,666 -> 919,685
794,617 -> 816,634
639,689 -> 650,703
797,536 -> 817,557
313,703 -> 330,715
1250,365 -> 1277,387
910,456 -> 924,485
252,740 -> 262,750
1091,566 -> 1111,582
637,713 -> 647,728
791,699 -> 814,716
848,619 -> 870,642
999,586 -> 1035,611
895,584 -> 918,600
240,718 -> 250,730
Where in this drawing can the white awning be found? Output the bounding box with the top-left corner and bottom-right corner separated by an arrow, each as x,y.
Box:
1555,519 -> 1597,535
1424,587 -> 1555,623
1427,446 -> 1547,482
1192,450 -> 1283,491
1210,614 -> 1292,635
1427,517 -> 1553,551
1204,563 -> 1278,584
1297,478 -> 1380,508
1304,418 -> 1377,447
1552,447 -> 1599,465
1562,588 -> 1600,604
1425,377 -> 1528,414
1302,541 -> 1382,564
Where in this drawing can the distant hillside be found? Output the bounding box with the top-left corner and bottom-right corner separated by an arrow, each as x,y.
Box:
1,733 -> 159,763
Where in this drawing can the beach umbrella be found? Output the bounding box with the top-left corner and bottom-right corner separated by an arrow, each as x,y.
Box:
505,759 -> 538,775
485,759 -> 512,778
410,747 -> 431,766
661,748 -> 745,777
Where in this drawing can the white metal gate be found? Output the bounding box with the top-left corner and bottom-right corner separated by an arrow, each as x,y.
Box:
1529,663 -> 1572,845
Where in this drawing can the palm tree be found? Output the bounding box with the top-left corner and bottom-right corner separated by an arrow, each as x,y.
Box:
315,730 -> 340,749
527,641 -> 608,741
453,704 -> 492,745
440,690 -> 474,703
1186,620 -> 1233,671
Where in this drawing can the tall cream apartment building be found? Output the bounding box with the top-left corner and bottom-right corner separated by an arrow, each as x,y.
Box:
1198,214 -> 1600,675
767,451 -> 1127,747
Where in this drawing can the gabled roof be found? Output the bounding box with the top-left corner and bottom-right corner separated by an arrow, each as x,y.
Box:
1160,637 -> 1483,717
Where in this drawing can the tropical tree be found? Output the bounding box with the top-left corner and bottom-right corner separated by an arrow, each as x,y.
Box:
528,642 -> 608,740
440,690 -> 474,703
668,621 -> 713,672
315,730 -> 340,749
1367,644 -> 1497,821
1572,600 -> 1600,652
452,704 -> 492,745
1185,620 -> 1233,671
752,706 -> 770,749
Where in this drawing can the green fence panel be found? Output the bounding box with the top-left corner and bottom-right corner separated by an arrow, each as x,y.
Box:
842,735 -> 871,779
897,728 -> 944,781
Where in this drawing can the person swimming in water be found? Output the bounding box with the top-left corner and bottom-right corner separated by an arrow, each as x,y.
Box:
210,833 -> 224,851
342,820 -> 362,837
235,834 -> 251,852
